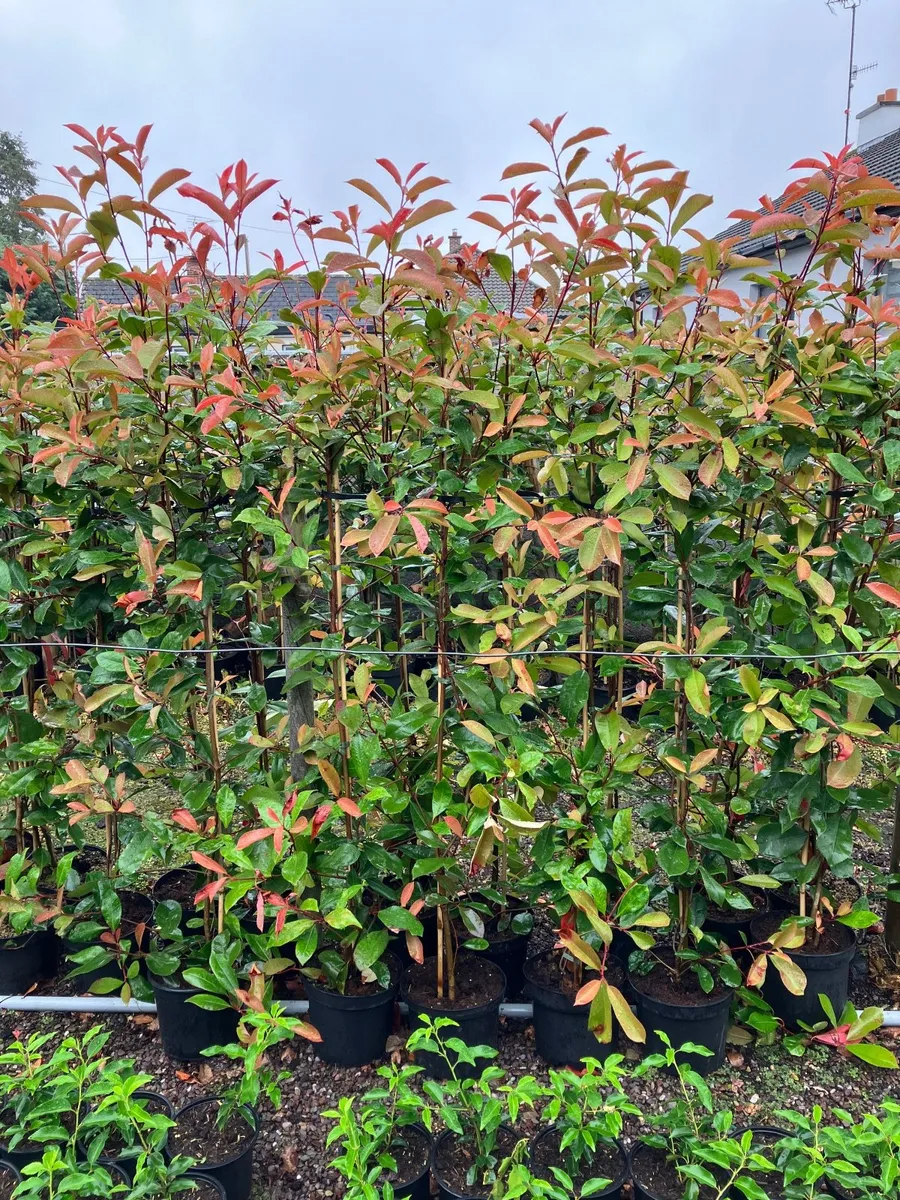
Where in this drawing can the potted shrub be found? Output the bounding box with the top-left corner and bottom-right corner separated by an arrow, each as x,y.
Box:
528,1056 -> 635,1200
520,784 -> 656,1066
325,1061 -> 433,1199
78,1069 -> 174,1181
299,802 -> 417,1067
406,1016 -> 539,1200
59,873 -> 153,999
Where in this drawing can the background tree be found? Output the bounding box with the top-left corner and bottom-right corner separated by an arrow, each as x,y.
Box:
0,129 -> 65,324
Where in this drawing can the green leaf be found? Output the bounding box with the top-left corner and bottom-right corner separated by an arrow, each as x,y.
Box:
684,669 -> 710,717
846,1041 -> 898,1068
826,452 -> 868,485
377,906 -> 423,935
216,785 -> 237,829
559,670 -> 590,723
658,838 -> 690,878
883,439 -> 900,478
353,930 -> 390,974
654,463 -> 692,500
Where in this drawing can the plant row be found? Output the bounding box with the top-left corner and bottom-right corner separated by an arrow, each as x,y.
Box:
1,116 -> 900,1072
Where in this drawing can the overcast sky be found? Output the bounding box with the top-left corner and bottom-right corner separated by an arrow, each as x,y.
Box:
3,0 -> 900,263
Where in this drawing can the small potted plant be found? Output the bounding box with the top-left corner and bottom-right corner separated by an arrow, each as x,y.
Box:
406,1015 -> 540,1200
528,1056 -> 635,1199
60,872 -> 153,1000
629,1033 -> 775,1200
78,1066 -> 174,1180
0,851 -> 58,993
325,1060 -> 433,1199
15,1147 -> 130,1200
169,1003 -> 319,1200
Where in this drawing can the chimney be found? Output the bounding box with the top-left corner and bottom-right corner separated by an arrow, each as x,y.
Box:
857,88 -> 900,148
448,228 -> 462,254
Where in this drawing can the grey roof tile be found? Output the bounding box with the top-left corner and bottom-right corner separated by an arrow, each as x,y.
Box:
715,129 -> 900,257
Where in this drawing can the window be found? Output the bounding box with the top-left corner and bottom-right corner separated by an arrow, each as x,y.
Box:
882,262 -> 900,302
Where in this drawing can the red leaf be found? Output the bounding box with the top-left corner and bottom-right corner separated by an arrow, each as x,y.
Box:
172,808 -> 200,832
406,514 -> 430,552
574,979 -> 602,1007
191,851 -> 227,875
236,827 -> 274,850
406,933 -> 424,965
500,161 -> 552,180
177,182 -> 234,227
444,815 -> 463,837
400,882 -> 415,908
311,803 -> 332,838
337,796 -> 362,818
866,581 -> 900,607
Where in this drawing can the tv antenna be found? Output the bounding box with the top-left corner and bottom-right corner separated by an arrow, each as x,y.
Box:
827,0 -> 878,144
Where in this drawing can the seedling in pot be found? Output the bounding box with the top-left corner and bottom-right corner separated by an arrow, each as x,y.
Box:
631,1033 -> 777,1199
15,1147 -> 129,1200
325,1061 -> 432,1199
529,1056 -> 636,1197
407,1016 -> 540,1196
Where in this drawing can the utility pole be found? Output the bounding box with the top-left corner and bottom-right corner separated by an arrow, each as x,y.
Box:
828,0 -> 877,144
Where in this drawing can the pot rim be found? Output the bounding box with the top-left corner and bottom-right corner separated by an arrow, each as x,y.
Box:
0,1159 -> 20,1182
304,951 -> 401,1004
627,1140 -> 677,1200
748,913 -> 857,960
172,1097 -> 259,1170
184,1170 -> 227,1199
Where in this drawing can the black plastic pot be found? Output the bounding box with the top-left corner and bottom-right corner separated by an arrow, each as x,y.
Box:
0,929 -> 57,994
150,973 -> 239,1061
402,954 -> 505,1079
529,1126 -> 628,1199
472,928 -> 530,1000
388,1124 -> 433,1200
185,1172 -> 227,1199
749,914 -> 857,1030
304,959 -> 399,1066
628,965 -> 733,1076
703,892 -> 769,946
173,1099 -> 258,1200
432,1126 -> 516,1200
524,950 -> 616,1067
629,1141 -> 675,1200
78,1090 -> 174,1179
0,1160 -> 20,1192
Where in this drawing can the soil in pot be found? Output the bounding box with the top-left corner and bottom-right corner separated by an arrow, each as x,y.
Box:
433,1125 -> 518,1200
304,955 -> 399,1067
459,911 -> 530,999
185,1173 -> 227,1200
631,1142 -> 721,1200
151,973 -> 240,1061
0,928 -> 57,993
628,948 -> 732,1075
525,949 -> 625,1067
531,1126 -> 628,1197
403,954 -> 505,1079
152,868 -> 199,906
170,1099 -> 258,1200
703,887 -> 768,944
0,1164 -> 19,1200
381,1124 -> 432,1200
749,912 -> 857,1030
